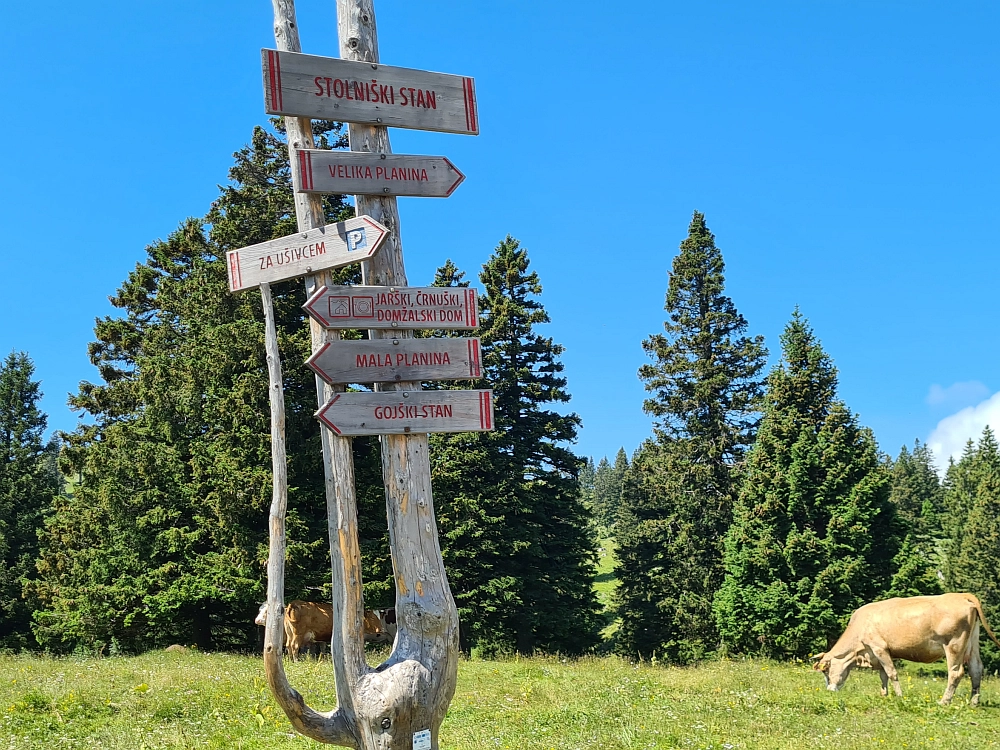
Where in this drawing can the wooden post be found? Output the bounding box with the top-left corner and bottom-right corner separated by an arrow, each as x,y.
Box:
337,2 -> 460,749
260,1 -> 459,748
262,0 -> 366,746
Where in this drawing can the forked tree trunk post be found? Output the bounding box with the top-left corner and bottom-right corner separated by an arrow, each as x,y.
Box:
260,1 -> 460,748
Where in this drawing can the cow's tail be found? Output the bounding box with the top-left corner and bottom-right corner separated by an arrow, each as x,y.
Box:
967,594 -> 1000,650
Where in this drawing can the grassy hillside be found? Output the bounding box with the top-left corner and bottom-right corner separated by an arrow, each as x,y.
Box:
2,652 -> 998,749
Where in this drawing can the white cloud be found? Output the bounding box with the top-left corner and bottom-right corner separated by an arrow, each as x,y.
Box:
925,380 -> 990,408
927,391 -> 1000,470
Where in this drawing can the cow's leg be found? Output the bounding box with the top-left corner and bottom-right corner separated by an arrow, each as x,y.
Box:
869,647 -> 902,697
940,645 -> 965,706
968,642 -> 984,707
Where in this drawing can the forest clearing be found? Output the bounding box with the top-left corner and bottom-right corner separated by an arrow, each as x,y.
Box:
2,652 -> 998,749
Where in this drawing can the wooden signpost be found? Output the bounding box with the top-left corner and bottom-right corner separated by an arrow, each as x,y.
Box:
226,216 -> 388,291
250,1 -> 483,748
316,390 -> 493,436
303,284 -> 479,329
295,151 -> 465,198
307,338 -> 482,384
262,49 -> 479,134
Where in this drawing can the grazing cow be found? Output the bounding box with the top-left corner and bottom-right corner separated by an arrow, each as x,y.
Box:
255,602 -> 295,653
284,600 -> 333,661
373,608 -> 398,644
255,601 -> 387,660
813,593 -> 1000,705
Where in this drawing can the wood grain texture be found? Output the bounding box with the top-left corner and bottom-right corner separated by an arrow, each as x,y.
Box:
294,151 -> 465,198
307,337 -> 482,384
261,282 -> 354,746
227,216 -> 387,291
303,285 -> 479,330
263,2 -> 368,748
262,49 -> 479,135
316,389 -> 494,436
339,1 -> 464,748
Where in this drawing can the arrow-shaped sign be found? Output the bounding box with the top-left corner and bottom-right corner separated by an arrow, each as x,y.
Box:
307,338 -> 482,385
316,390 -> 494,436
226,216 -> 387,292
304,285 -> 479,330
295,151 -> 465,198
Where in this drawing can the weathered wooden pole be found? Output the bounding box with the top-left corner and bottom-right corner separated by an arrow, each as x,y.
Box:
259,1 -> 461,748
262,0 -> 366,745
336,0 -> 460,746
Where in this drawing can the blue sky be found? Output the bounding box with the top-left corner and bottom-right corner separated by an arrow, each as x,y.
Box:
2,1 -> 998,468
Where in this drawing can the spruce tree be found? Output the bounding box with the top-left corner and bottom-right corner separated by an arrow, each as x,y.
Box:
430,240 -> 601,655
714,311 -> 901,658
591,449 -> 628,530
942,430 -> 999,587
886,441 -> 945,597
947,429 -> 1000,669
578,457 -> 596,515
0,352 -> 60,649
615,212 -> 767,662
30,122 -> 391,652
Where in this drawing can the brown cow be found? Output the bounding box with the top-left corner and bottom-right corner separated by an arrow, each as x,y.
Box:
813,593 -> 1000,705
371,608 -> 398,645
284,600 -> 333,661
256,601 -> 386,660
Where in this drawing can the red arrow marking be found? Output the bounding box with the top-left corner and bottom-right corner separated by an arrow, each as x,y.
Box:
360,216 -> 387,256
317,393 -> 342,434
303,285 -> 330,327
443,158 -> 466,197
305,341 -> 332,379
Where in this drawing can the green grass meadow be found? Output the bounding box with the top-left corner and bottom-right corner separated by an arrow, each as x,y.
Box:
2,650 -> 999,749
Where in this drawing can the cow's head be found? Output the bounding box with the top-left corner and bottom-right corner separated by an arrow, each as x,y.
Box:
812,651 -> 854,691
255,602 -> 268,626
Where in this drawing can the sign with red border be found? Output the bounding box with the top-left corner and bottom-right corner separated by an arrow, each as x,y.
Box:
226,216 -> 387,292
304,285 -> 479,330
316,390 -> 494,436
308,338 -> 482,384
296,151 -> 465,198
262,50 -> 479,135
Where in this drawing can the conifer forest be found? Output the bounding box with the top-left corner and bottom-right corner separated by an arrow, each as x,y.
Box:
2,121 -> 998,676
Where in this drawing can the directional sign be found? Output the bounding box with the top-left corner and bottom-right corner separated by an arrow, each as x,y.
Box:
304,285 -> 479,330
307,338 -> 482,384
296,151 -> 465,198
262,50 -> 479,135
316,390 -> 494,436
226,216 -> 388,292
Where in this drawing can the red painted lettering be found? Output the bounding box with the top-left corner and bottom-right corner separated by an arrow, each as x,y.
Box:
314,76 -> 325,97
333,78 -> 346,98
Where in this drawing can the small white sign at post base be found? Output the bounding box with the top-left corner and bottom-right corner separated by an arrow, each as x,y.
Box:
226,216 -> 388,292
412,730 -> 431,750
